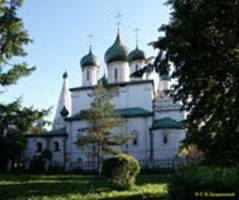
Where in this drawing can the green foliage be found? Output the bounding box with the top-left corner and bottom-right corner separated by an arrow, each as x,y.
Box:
0,100 -> 50,170
169,165 -> 239,200
0,0 -> 50,171
0,0 -> 35,86
76,83 -> 129,174
152,0 -> 239,166
103,153 -> 140,190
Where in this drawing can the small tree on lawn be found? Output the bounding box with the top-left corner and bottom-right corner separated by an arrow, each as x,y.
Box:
76,83 -> 129,174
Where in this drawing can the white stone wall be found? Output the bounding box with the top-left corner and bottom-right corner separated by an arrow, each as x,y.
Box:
130,60 -> 148,81
25,137 -> 47,159
151,129 -> 185,160
71,81 -> 154,116
25,137 -> 65,166
107,61 -> 130,83
122,117 -> 152,160
65,115 -> 153,170
82,66 -> 98,86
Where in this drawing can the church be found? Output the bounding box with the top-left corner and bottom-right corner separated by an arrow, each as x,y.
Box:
24,26 -> 185,171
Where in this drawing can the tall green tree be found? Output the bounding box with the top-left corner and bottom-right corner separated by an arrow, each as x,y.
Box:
76,83 -> 128,174
152,0 -> 239,166
0,0 -> 49,172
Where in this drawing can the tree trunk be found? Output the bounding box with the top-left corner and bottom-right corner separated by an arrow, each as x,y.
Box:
97,142 -> 103,175
44,159 -> 49,171
6,160 -> 12,173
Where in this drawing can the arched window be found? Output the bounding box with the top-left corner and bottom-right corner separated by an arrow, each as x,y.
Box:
36,142 -> 43,152
54,141 -> 60,152
162,130 -> 169,144
87,70 -> 90,81
135,64 -> 139,71
163,134 -> 168,144
132,131 -> 139,146
114,68 -> 118,82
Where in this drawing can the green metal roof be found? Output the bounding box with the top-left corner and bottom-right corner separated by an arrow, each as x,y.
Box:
128,47 -> 146,63
151,118 -> 182,130
26,127 -> 68,137
104,32 -> 129,64
80,48 -> 99,68
66,107 -> 153,121
115,107 -> 153,118
160,73 -> 171,81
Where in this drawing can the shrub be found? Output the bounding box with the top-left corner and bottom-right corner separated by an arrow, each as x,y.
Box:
169,165 -> 239,200
102,153 -> 140,190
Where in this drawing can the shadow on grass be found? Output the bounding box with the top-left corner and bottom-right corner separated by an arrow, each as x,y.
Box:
136,174 -> 171,185
0,175 -> 107,199
0,174 -> 170,200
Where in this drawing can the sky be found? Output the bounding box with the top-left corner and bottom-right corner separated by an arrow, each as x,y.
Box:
1,0 -> 170,124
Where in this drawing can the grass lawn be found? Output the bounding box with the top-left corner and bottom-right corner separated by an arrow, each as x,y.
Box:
0,174 -> 170,200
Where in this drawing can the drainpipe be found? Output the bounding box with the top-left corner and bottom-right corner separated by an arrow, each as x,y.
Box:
149,129 -> 154,160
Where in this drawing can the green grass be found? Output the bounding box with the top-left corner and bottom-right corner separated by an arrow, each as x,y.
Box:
0,174 -> 170,200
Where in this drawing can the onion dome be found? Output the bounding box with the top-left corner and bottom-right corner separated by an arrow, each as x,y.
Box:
128,47 -> 146,63
80,47 -> 99,68
104,32 -> 129,64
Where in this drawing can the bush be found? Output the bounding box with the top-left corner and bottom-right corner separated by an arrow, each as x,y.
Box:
102,153 -> 140,190
169,165 -> 239,200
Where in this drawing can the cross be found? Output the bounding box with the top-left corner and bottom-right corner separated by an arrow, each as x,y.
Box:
87,34 -> 94,50
115,12 -> 123,31
133,28 -> 141,48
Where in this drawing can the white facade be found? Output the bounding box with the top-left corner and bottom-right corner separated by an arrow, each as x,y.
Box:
82,66 -> 98,86
107,61 -> 130,83
130,60 -> 147,81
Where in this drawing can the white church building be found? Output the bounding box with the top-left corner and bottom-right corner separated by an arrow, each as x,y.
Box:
25,29 -> 185,171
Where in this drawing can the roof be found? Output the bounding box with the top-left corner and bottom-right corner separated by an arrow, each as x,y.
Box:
128,47 -> 146,63
115,107 -> 153,118
151,117 -> 183,130
161,73 -> 171,81
70,80 -> 154,92
26,127 -> 68,138
104,32 -> 129,64
80,48 -> 99,68
66,107 -> 153,121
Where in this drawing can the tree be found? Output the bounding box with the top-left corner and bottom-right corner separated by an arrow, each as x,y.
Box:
0,100 -> 49,172
76,83 -> 129,174
0,0 -> 49,172
152,0 -> 239,166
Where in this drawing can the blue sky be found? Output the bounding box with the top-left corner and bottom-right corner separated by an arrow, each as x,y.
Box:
1,0 -> 170,123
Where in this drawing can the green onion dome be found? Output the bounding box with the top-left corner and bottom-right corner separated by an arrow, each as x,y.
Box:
104,33 -> 129,64
128,47 -> 146,63
80,48 -> 99,68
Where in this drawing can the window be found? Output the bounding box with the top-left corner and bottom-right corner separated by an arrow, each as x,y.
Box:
132,131 -> 139,146
36,142 -> 43,152
133,136 -> 138,145
162,130 -> 169,144
87,70 -> 90,81
135,64 -> 139,71
54,141 -> 60,152
114,68 -> 118,82
163,134 -> 168,144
